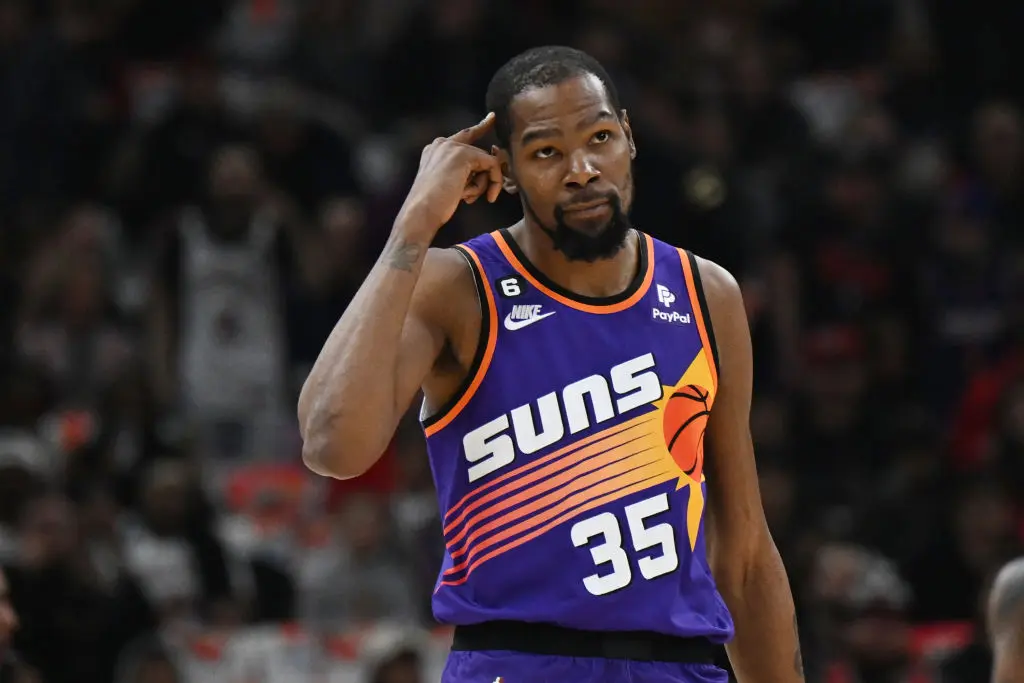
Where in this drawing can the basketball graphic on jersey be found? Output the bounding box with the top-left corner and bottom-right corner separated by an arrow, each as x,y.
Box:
661,384 -> 710,479
649,348 -> 716,551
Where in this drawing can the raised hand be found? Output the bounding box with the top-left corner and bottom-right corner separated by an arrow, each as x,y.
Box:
399,113 -> 504,236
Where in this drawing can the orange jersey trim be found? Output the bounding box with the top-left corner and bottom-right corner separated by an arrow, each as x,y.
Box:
492,231 -> 655,314
423,245 -> 498,437
678,249 -> 718,392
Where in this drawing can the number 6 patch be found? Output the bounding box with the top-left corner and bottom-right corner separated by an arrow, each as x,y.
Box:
496,276 -> 524,298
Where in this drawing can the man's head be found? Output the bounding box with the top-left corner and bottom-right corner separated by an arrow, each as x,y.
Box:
140,460 -> 191,535
486,46 -> 636,262
206,144 -> 264,238
988,557 -> 1024,682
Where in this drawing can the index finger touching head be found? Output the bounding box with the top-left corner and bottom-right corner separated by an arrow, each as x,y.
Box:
449,112 -> 496,145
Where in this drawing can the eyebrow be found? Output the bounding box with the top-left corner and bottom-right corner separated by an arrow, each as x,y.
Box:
519,109 -> 618,147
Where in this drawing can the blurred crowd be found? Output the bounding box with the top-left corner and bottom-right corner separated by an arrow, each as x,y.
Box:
0,0 -> 1023,682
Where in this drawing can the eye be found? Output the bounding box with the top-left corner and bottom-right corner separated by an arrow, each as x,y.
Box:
534,146 -> 559,160
592,130 -> 613,144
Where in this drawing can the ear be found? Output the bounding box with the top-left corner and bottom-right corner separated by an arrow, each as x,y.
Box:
492,145 -> 519,195
621,110 -> 636,159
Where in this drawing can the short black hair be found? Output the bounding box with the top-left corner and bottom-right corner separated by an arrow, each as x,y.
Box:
485,46 -> 622,148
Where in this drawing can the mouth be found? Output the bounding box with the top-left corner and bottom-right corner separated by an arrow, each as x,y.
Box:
564,198 -> 610,213
562,199 -> 613,222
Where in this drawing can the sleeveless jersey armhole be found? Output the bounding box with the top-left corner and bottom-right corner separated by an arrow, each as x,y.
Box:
422,245 -> 499,437
678,249 -> 721,387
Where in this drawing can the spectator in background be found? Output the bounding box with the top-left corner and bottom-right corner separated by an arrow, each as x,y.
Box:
113,638 -> 182,683
286,195 -> 370,370
809,544 -> 923,683
297,492 -> 418,630
251,88 -> 359,213
965,103 -> 1024,239
121,460 -> 241,631
917,187 -> 1011,412
132,51 -> 244,224
91,364 -> 169,505
5,493 -> 143,683
360,625 -> 429,683
17,208 -> 135,413
791,325 -> 875,528
905,476 -> 1022,622
149,144 -> 327,466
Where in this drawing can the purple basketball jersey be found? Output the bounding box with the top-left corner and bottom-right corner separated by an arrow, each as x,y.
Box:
421,229 -> 734,643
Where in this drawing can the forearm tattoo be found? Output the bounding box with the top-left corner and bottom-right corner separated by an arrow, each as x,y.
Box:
385,237 -> 424,272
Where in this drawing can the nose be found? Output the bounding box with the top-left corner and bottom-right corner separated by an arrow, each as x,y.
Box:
563,150 -> 600,189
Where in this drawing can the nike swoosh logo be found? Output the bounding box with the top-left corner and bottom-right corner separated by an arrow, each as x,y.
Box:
503,311 -> 556,331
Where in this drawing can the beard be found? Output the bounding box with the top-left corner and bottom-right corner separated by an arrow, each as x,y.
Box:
523,185 -> 634,263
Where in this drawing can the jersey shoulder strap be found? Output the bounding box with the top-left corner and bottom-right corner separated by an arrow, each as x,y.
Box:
422,234 -> 500,437
675,246 -> 721,385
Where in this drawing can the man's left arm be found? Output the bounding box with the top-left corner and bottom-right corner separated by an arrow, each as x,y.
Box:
695,255 -> 804,682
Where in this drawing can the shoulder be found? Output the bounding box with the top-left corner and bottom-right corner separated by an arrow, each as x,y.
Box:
689,253 -> 751,380
652,237 -> 744,320
689,253 -> 743,316
413,246 -> 481,324
420,246 -> 479,294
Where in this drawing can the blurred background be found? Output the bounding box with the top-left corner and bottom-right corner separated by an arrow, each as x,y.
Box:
0,0 -> 1022,681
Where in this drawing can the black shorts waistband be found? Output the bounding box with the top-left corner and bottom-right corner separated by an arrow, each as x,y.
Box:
451,621 -> 719,663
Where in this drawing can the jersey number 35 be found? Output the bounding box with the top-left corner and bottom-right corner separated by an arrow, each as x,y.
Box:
570,492 -> 679,596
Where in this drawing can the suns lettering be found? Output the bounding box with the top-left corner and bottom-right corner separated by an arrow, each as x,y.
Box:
563,375 -> 615,435
511,392 -> 564,454
610,353 -> 662,413
464,414 -> 515,483
463,353 -> 662,483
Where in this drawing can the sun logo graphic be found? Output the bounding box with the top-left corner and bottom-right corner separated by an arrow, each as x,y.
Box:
649,347 -> 716,551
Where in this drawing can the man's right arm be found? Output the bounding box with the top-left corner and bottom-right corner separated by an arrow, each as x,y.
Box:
297,223 -> 468,479
298,112 -> 502,479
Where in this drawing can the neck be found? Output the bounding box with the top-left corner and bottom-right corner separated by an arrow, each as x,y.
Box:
507,220 -> 639,299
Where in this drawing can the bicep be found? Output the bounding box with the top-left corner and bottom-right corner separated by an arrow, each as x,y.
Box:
392,248 -> 471,419
394,302 -> 445,415
698,258 -> 770,569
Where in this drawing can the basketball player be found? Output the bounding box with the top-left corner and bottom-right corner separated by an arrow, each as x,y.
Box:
299,46 -> 803,683
988,557 -> 1024,683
